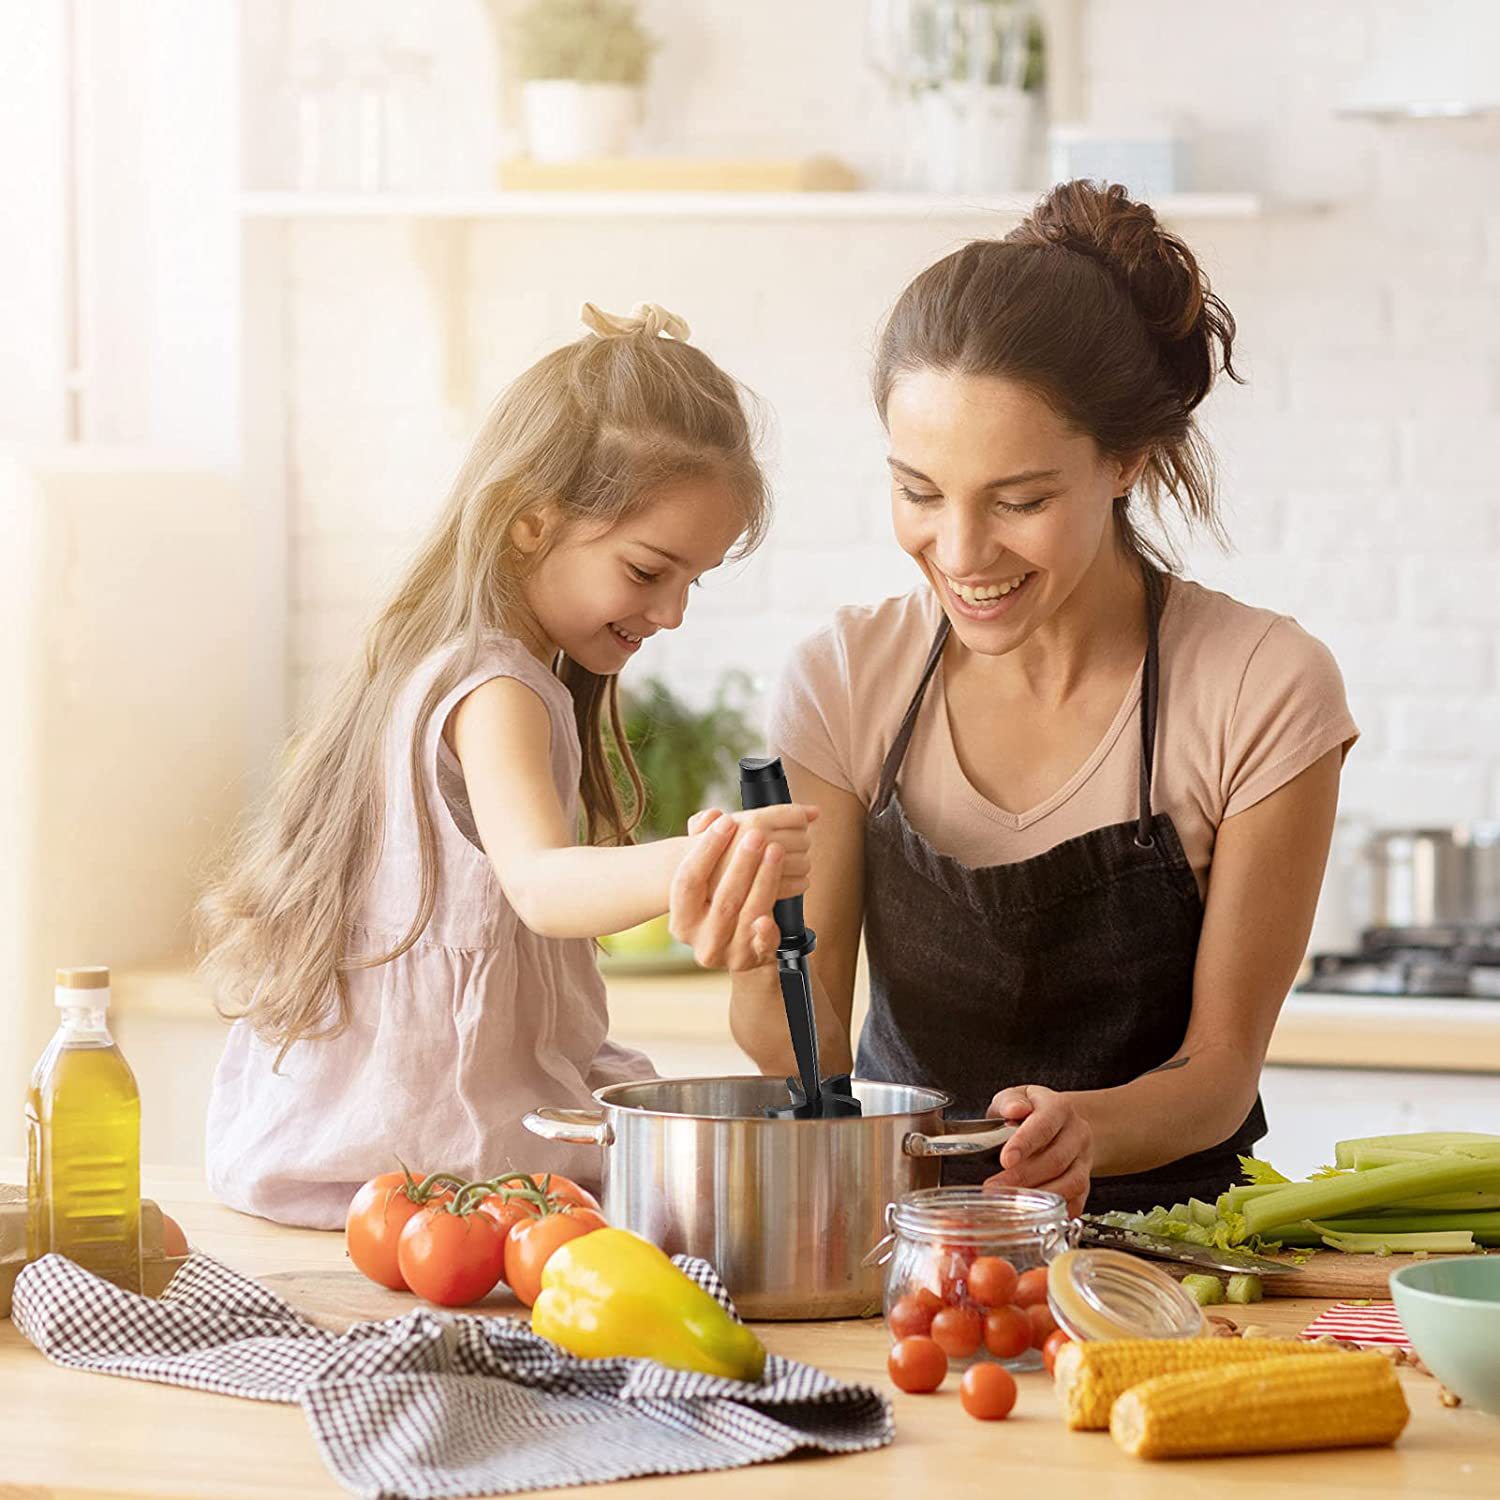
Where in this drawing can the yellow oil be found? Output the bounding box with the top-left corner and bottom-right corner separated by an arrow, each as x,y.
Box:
25,1011 -> 142,1293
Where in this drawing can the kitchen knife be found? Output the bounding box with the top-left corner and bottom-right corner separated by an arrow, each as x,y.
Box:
1079,1215 -> 1294,1276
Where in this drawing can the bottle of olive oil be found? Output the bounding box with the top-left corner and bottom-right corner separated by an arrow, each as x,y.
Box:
25,966 -> 142,1292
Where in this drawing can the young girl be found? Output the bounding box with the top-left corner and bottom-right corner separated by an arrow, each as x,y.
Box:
201,302 -> 815,1229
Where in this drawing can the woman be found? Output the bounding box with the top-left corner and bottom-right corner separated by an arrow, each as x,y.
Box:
709,181 -> 1357,1215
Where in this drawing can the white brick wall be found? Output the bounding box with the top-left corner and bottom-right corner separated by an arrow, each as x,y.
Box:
278,1 -> 1500,829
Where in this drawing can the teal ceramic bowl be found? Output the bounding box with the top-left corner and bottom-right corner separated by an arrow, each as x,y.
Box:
1390,1257 -> 1500,1415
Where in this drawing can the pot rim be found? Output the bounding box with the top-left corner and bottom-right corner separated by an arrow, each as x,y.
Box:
591,1073 -> 954,1123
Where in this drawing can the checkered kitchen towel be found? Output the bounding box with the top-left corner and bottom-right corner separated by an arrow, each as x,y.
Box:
13,1253 -> 891,1500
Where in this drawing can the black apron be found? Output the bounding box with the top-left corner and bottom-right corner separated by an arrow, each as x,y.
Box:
858,568 -> 1265,1212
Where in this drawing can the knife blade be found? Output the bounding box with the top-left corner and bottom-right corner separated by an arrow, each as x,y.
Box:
1079,1216 -> 1293,1276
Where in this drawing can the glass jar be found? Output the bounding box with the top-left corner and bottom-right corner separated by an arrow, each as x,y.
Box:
873,1185 -> 1078,1372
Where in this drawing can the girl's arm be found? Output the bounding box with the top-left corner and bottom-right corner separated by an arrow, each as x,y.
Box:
728,757 -> 865,1078
452,676 -> 813,940
988,746 -> 1344,1211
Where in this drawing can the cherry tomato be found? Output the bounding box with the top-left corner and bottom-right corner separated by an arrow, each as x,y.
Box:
345,1172 -> 453,1290
930,1305 -> 983,1359
966,1256 -> 1018,1308
960,1362 -> 1017,1420
1025,1301 -> 1058,1346
887,1291 -> 940,1340
982,1305 -> 1032,1359
396,1204 -> 507,1307
935,1246 -> 974,1304
888,1336 -> 948,1394
1013,1266 -> 1050,1307
1041,1328 -> 1071,1375
504,1206 -> 607,1307
160,1213 -> 189,1259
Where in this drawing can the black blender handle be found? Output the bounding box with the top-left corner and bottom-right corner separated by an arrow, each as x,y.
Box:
737,756 -> 804,942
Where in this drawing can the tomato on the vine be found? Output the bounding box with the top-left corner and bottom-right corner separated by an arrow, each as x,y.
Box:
345,1170 -> 457,1291
504,1206 -> 607,1307
396,1202 -> 508,1307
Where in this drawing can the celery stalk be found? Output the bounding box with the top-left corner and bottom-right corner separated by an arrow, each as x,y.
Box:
1241,1154 -> 1500,1238
1314,1226 -> 1476,1255
1391,1191 -> 1500,1212
1261,1212 -> 1500,1247
1333,1132 -> 1500,1169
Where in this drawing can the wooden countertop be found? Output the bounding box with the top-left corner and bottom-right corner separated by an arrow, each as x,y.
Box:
1,1165 -> 1495,1498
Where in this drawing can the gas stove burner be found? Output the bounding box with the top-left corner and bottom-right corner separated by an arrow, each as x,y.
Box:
1361,923 -> 1500,954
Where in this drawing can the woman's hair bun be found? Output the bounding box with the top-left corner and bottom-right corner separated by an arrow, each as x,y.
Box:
1008,179 -> 1238,411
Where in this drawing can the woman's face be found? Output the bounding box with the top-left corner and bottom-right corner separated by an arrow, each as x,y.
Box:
885,369 -> 1141,656
516,476 -> 746,674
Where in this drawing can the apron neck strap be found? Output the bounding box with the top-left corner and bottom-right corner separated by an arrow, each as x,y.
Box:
872,564 -> 1168,831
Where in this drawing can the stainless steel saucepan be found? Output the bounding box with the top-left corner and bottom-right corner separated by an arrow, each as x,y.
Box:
524,1076 -> 1015,1320
1366,824 -> 1500,928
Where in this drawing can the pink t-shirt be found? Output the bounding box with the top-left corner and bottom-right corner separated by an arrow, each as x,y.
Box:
768,579 -> 1358,897
206,633 -> 654,1229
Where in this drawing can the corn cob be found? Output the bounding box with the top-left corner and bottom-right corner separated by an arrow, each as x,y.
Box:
1110,1351 -> 1409,1459
1053,1336 -> 1330,1430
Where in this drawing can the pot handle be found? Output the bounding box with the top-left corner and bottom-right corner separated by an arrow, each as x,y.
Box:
522,1107 -> 615,1148
903,1120 -> 1017,1158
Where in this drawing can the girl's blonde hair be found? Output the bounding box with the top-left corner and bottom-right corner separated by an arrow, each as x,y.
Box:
198,314 -> 768,1059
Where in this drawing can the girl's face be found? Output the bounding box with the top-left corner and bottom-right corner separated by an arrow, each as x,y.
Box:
885,369 -> 1143,656
516,476 -> 746,674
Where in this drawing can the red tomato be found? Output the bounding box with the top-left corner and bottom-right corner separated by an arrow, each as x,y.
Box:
887,1292 -> 939,1340
1041,1328 -> 1071,1375
346,1172 -> 453,1291
475,1191 -> 541,1245
1025,1301 -> 1058,1346
888,1336 -> 947,1394
396,1204 -> 507,1307
960,1362 -> 1017,1420
966,1256 -> 1018,1309
504,1206 -> 607,1307
160,1212 -> 189,1259
1013,1266 -> 1050,1307
526,1173 -> 601,1213
982,1305 -> 1031,1360
930,1305 -> 983,1359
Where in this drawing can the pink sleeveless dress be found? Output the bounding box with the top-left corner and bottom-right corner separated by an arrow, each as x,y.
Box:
205,633 -> 655,1228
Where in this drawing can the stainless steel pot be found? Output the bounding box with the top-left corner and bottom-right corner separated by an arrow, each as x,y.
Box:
1367,825 -> 1500,928
523,1076 -> 1014,1320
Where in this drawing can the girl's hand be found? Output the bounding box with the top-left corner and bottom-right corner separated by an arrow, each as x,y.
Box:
668,805 -> 818,971
982,1085 -> 1093,1217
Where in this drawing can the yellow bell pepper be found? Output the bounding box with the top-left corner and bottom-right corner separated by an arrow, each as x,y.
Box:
531,1227 -> 767,1383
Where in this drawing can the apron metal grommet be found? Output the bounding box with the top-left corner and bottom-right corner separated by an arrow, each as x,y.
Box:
1133,834 -> 1155,849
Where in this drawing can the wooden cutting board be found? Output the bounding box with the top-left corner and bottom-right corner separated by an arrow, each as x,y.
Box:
1258,1250 -> 1450,1299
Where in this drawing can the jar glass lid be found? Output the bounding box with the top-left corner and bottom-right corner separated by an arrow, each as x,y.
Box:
1046,1248 -> 1206,1340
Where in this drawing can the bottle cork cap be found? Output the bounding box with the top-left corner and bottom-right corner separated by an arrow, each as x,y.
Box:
55,965 -> 111,989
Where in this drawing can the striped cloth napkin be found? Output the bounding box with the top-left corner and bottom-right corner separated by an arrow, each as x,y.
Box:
1299,1300 -> 1411,1348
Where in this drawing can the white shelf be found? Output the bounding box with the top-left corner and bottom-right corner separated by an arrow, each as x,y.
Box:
237,189 -> 1266,223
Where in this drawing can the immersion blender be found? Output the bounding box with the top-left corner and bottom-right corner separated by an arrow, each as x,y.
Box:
739,756 -> 862,1120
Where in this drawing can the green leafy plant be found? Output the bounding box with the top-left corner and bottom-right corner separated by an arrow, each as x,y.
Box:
912,0 -> 1046,92
617,671 -> 760,840
505,0 -> 656,86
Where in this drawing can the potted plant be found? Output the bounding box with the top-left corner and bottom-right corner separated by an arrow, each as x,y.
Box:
503,0 -> 656,164
601,671 -> 761,963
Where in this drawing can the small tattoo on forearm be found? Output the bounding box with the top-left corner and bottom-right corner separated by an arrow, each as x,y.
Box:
1144,1055 -> 1191,1075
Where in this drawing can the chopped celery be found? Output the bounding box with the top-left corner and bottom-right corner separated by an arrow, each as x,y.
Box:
1240,1153 -> 1500,1239
1186,1197 -> 1220,1228
1333,1132 -> 1500,1169
1313,1226 -> 1476,1256
1181,1273 -> 1224,1305
1225,1274 -> 1263,1304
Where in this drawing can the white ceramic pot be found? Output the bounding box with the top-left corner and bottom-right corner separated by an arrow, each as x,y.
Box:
521,80 -> 639,163
920,84 -> 1036,194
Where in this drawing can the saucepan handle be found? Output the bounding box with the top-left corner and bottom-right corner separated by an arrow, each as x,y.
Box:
523,1107 -> 615,1148
902,1120 -> 1017,1158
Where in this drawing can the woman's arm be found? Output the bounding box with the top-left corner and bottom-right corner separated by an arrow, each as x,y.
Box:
452,677 -> 814,939
988,745 -> 1344,1208
728,757 -> 866,1078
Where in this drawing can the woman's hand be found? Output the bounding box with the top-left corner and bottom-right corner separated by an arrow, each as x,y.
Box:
668,804 -> 819,971
983,1085 -> 1093,1217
